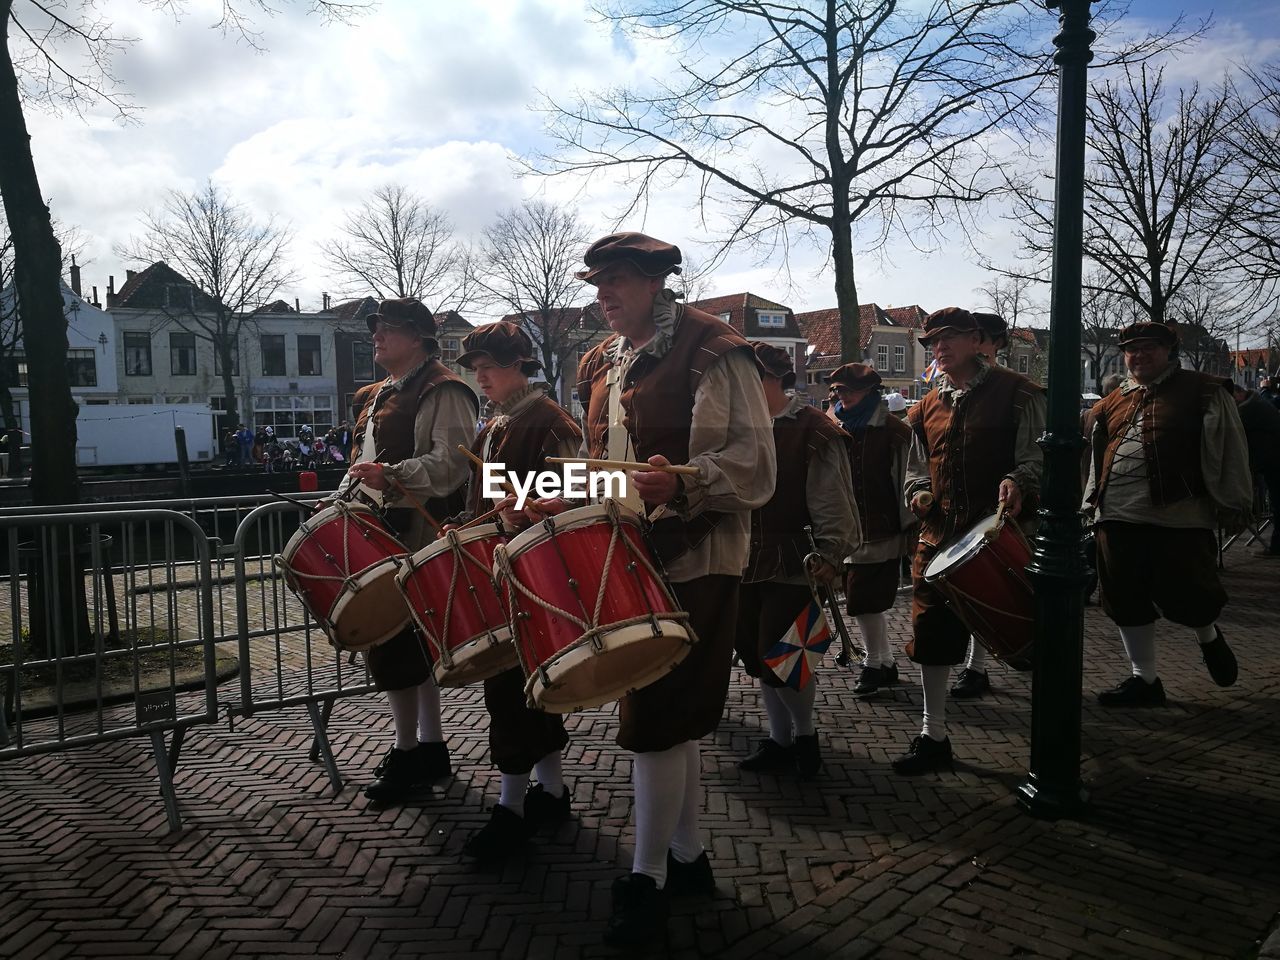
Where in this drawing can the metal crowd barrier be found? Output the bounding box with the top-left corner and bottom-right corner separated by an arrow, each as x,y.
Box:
0,509 -> 218,832
1220,475 -> 1275,560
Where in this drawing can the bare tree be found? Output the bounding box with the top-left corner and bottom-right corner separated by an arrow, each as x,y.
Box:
117,182 -> 295,429
0,0 -> 367,505
671,251 -> 714,304
321,185 -> 473,311
1009,62 -> 1263,329
1078,277 -> 1141,394
473,200 -> 596,398
975,273 -> 1042,360
1229,63 -> 1280,306
533,0 -> 1184,363
1167,276 -> 1247,376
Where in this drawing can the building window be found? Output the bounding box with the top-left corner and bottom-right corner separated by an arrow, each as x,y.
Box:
440,338 -> 460,363
124,332 -> 152,376
298,335 -> 322,376
261,334 -> 286,376
84,398 -> 109,405
127,396 -> 153,405
893,344 -> 906,373
214,338 -> 240,376
6,352 -> 27,387
352,341 -> 375,381
253,394 -> 335,438
164,395 -> 191,404
345,392 -> 362,420
164,284 -> 195,310
169,332 -> 196,376
876,344 -> 889,370
758,312 -> 786,328
67,349 -> 97,386
1018,355 -> 1029,374
719,312 -> 732,323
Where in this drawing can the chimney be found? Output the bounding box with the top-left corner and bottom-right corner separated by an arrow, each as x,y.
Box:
126,269 -> 137,283
91,285 -> 99,307
70,257 -> 82,297
294,298 -> 300,313
322,292 -> 331,311
106,275 -> 116,308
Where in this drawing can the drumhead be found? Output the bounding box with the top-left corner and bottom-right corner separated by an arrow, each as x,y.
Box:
401,522 -> 504,572
281,501 -> 378,560
504,502 -> 644,559
924,511 -> 1001,580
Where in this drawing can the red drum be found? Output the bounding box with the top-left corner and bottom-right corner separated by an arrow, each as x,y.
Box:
923,510 -> 1034,670
276,502 -> 410,651
494,502 -> 694,714
395,524 -> 518,687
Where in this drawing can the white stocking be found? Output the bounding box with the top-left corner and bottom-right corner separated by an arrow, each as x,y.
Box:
759,683 -> 795,746
669,740 -> 704,864
416,677 -> 444,743
386,688 -> 418,751
631,744 -> 686,888
1118,623 -> 1158,681
920,664 -> 950,741
854,613 -> 892,668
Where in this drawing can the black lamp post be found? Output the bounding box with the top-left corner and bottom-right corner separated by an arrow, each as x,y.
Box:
1016,0 -> 1096,820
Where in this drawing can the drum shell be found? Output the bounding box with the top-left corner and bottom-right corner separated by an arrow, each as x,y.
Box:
924,518 -> 1034,669
500,504 -> 692,713
277,505 -> 410,651
396,525 -> 517,687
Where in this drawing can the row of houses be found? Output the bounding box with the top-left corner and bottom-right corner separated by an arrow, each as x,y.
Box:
4,261 -> 1054,450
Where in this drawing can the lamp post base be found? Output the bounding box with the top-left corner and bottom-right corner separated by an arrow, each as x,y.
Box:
1015,773 -> 1090,821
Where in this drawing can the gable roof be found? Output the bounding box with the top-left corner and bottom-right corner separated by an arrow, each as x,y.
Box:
328,296 -> 380,323
794,303 -> 889,362
883,305 -> 928,329
112,261 -> 223,312
687,292 -> 803,339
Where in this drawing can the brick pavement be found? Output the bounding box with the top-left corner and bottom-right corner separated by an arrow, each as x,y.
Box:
1,547 -> 1278,959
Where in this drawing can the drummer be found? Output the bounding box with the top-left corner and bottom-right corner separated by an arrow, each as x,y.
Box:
948,310 -> 1011,700
522,232 -> 774,948
448,321 -> 583,860
335,297 -> 477,804
825,362 -> 916,699
736,343 -> 859,779
899,307 -> 1045,775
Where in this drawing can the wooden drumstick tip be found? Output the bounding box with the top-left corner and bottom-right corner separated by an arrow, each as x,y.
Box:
916,491 -> 934,510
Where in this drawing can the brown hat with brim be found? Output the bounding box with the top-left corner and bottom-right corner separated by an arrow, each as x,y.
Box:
751,341 -> 796,389
1117,321 -> 1177,348
575,232 -> 683,283
972,311 -> 1008,345
366,297 -> 437,339
456,321 -> 542,375
918,306 -> 980,345
826,362 -> 882,390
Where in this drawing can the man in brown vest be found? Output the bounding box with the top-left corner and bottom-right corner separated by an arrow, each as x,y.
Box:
444,321 -> 584,861
1085,321 -> 1251,706
947,310 -> 1013,699
736,343 -> 859,780
335,297 -> 477,804
522,232 -> 773,948
826,362 -> 916,698
899,307 -> 1045,774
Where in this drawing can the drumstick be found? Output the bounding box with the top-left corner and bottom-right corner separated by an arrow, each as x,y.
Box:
456,444 -> 516,494
460,504 -> 504,529
387,475 -> 443,535
545,456 -> 701,477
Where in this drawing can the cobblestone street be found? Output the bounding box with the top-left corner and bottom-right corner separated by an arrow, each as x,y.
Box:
2,546 -> 1278,959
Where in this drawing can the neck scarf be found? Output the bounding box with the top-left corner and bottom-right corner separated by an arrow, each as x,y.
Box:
834,391 -> 880,431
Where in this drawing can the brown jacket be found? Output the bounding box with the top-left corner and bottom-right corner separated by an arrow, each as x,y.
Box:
744,406 -> 850,583
910,364 -> 1043,547
1088,367 -> 1230,508
465,392 -> 582,516
850,414 -> 912,542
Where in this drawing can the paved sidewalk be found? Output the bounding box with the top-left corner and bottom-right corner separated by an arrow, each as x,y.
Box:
1,548 -> 1278,959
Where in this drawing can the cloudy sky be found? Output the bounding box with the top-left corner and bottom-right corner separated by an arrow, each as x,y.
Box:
20,0 -> 1280,322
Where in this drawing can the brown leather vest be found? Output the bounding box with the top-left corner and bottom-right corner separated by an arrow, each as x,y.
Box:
351,360 -> 477,534
849,414 -> 912,542
1090,367 -> 1227,508
910,364 -> 1042,547
744,406 -> 850,583
577,305 -> 751,564
465,394 -> 583,516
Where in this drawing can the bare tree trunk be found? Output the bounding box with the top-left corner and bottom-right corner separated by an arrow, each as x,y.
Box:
832,226 -> 862,364
0,7 -> 79,506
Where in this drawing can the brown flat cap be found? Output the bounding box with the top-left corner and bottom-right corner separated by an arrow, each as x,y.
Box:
826,362 -> 882,390
918,306 -> 979,345
575,232 -> 683,283
1117,320 -> 1177,348
456,321 -> 542,375
972,311 -> 1008,345
366,297 -> 437,338
751,341 -> 796,389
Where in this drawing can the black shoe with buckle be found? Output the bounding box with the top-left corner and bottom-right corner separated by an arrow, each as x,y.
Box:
891,735 -> 953,775
524,783 -> 571,831
853,664 -> 888,697
665,850 -> 715,899
414,740 -> 452,781
950,668 -> 990,699
1200,628 -> 1238,687
364,746 -> 430,804
738,738 -> 795,772
462,804 -> 532,861
793,733 -> 822,779
1096,675 -> 1167,707
603,873 -> 669,948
